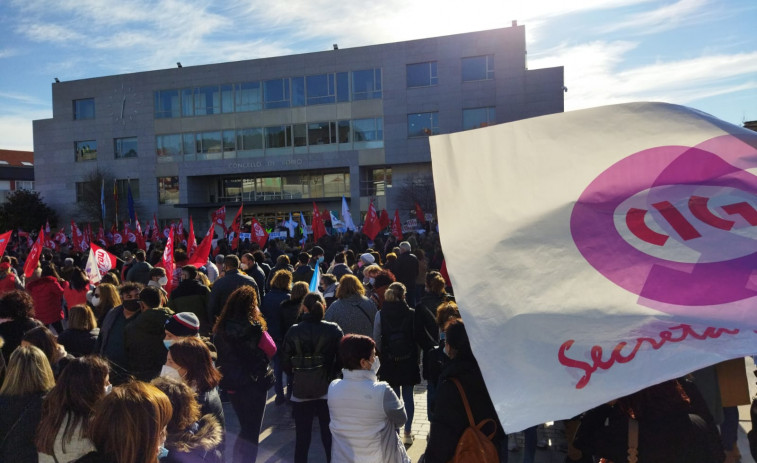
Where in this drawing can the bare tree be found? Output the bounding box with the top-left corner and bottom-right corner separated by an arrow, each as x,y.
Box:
393,174 -> 436,217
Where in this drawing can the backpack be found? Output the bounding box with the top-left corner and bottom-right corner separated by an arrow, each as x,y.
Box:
381,311 -> 415,362
448,377 -> 499,463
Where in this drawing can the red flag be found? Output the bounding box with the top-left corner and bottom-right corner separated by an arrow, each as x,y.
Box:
362,200 -> 381,240
379,209 -> 390,229
97,226 -> 107,247
187,217 -> 197,257
312,202 -> 327,241
54,228 -> 67,245
391,209 -> 403,240
111,224 -> 122,245
230,204 -> 243,250
45,220 -> 50,235
0,230 -> 12,257
84,223 -> 92,250
188,222 -> 214,267
152,214 -> 160,242
123,221 -> 136,243
250,217 -> 269,249
85,242 -> 118,283
415,202 -> 426,225
134,215 -> 146,251
212,206 -> 227,231
23,227 -> 45,278
71,222 -> 83,252
177,218 -> 186,242
160,225 -> 175,294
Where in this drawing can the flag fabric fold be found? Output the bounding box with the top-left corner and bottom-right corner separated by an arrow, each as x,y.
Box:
428,102 -> 757,432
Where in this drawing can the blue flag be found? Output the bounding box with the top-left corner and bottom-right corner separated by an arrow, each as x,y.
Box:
309,256 -> 323,293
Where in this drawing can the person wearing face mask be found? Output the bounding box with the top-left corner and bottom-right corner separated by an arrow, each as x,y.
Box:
422,319 -> 505,463
328,334 -> 409,463
36,356 -> 110,463
148,267 -> 170,304
90,283 -> 121,327
319,274 -> 338,308
124,287 -> 174,382
96,283 -> 144,385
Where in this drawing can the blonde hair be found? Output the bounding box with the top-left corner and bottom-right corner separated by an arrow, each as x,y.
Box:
94,283 -> 121,320
336,274 -> 365,298
68,304 -> 97,331
383,282 -> 406,303
0,345 -> 55,396
362,264 -> 381,277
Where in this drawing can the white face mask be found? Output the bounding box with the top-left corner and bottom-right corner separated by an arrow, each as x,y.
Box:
370,357 -> 381,375
104,384 -> 113,395
91,296 -> 101,307
158,276 -> 168,286
240,263 -> 249,270
160,364 -> 183,381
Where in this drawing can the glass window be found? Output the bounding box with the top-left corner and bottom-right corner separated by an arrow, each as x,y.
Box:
293,124 -> 307,147
407,112 -> 439,137
222,130 -> 236,152
336,72 -> 349,102
116,179 -> 140,200
256,177 -> 282,196
221,85 -> 234,114
181,89 -> 194,117
196,131 -> 222,158
237,128 -> 263,150
16,180 -> 34,190
194,86 -> 221,115
114,137 -> 138,159
291,77 -> 305,107
308,121 -> 334,145
353,118 -> 383,141
158,177 -> 179,205
156,134 -> 182,160
75,182 -> 86,202
73,98 -> 95,120
352,69 -> 382,100
223,178 -> 242,198
264,78 -> 290,109
324,173 -> 349,197
407,61 -> 438,87
265,125 -> 292,148
362,167 -> 392,196
463,107 -> 496,130
75,140 -> 97,162
154,90 -> 180,118
462,55 -> 495,81
282,175 -> 305,199
337,120 -> 350,143
182,133 -> 196,158
235,82 -> 262,112
306,73 -> 336,105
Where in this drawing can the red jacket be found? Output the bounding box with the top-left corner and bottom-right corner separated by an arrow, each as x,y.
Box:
0,272 -> 18,295
27,276 -> 65,325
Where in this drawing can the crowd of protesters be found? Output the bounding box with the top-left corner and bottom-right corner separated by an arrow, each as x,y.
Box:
0,223 -> 753,463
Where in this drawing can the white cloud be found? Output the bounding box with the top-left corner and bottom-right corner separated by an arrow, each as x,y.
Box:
600,0 -> 715,34
0,111 -> 50,151
529,41 -> 757,112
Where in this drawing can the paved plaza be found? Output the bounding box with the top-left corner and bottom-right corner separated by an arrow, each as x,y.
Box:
222,374 -> 756,462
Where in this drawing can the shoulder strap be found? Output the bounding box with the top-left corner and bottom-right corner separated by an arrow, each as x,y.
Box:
0,397 -> 36,451
450,377 -> 476,427
627,418 -> 639,463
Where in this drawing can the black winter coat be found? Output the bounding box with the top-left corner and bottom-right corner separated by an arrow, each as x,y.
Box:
213,319 -> 270,391
0,392 -> 44,463
207,270 -> 260,323
260,288 -> 290,343
423,357 -> 504,463
282,314 -> 343,381
376,300 -> 422,387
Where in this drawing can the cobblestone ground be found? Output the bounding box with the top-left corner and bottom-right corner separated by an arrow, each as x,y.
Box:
224,375 -> 756,462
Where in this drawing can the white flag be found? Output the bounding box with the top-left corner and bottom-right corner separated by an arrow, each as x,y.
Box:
341,196 -> 356,231
429,102 -> 757,432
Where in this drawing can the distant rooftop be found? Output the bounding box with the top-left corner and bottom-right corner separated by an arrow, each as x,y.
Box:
0,149 -> 34,167
745,121 -> 757,132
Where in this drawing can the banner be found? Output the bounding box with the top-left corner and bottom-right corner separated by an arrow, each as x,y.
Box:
84,242 -> 117,284
428,102 -> 757,432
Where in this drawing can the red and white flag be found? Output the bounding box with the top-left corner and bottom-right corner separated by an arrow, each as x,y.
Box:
391,210 -> 403,240
152,214 -> 160,242
212,206 -> 227,230
312,202 -> 327,241
362,200 -> 381,240
250,217 -> 269,249
429,102 -> 757,432
84,242 -> 118,284
160,225 -> 175,294
23,227 -> 45,278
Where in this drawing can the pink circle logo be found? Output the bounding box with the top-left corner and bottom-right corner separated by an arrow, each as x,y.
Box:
571,135 -> 757,307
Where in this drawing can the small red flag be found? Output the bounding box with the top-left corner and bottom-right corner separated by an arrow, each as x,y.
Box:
0,230 -> 12,257
379,209 -> 390,229
188,222 -> 214,267
187,217 -> 197,256
250,217 -> 270,249
415,202 -> 426,225
391,209 -> 403,240
230,204 -> 244,250
312,202 -> 327,241
362,200 -> 381,240
23,227 -> 45,278
160,225 -> 175,295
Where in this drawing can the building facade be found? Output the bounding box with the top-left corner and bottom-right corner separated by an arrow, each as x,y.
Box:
0,149 -> 35,203
33,25 -> 563,230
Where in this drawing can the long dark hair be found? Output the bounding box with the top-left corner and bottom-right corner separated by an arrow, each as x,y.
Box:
168,337 -> 222,393
69,267 -> 90,291
213,285 -> 266,335
36,356 -> 109,454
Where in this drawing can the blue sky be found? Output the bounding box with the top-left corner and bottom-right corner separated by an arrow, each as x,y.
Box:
0,0 -> 755,151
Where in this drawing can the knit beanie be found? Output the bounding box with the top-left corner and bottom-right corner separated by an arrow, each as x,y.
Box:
164,312 -> 200,337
